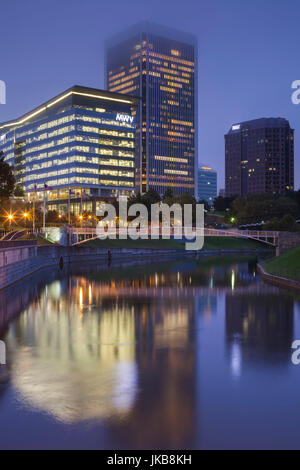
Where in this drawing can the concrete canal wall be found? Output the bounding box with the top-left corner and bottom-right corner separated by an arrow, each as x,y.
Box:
0,243 -> 196,290
257,264 -> 300,291
0,241 -> 270,291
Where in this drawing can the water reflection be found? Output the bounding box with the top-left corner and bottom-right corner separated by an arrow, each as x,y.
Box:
225,293 -> 294,367
0,255 -> 299,449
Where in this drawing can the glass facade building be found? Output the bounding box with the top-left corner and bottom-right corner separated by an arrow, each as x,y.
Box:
105,21 -> 198,197
198,166 -> 217,205
225,118 -> 294,197
0,86 -> 139,214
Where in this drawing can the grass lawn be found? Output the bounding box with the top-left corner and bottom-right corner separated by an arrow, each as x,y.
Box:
20,234 -> 57,246
81,236 -> 270,251
265,247 -> 300,282
79,237 -> 185,250
203,236 -> 269,251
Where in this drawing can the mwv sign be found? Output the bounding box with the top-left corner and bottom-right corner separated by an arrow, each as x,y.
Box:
116,113 -> 134,124
0,81 -> 6,105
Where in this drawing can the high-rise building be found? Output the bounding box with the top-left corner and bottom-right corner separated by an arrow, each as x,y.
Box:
225,118 -> 294,197
0,85 -> 139,215
105,21 -> 198,197
198,166 -> 217,205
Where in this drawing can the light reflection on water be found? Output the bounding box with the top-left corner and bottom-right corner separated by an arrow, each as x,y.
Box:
0,256 -> 299,449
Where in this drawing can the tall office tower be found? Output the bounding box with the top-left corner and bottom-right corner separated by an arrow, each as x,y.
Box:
225,118 -> 294,197
0,86 -> 139,215
198,165 -> 217,205
105,21 -> 198,196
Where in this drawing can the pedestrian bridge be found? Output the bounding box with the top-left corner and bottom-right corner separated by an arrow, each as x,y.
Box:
71,227 -> 280,247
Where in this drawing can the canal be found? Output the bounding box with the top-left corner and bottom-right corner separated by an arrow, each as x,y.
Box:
0,254 -> 299,450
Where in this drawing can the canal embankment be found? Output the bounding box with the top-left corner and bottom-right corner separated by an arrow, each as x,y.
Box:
0,237 -> 273,290
258,246 -> 300,291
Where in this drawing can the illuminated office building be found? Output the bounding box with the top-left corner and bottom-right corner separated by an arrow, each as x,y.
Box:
198,166 -> 217,205
0,86 -> 139,214
225,118 -> 294,197
105,21 -> 198,196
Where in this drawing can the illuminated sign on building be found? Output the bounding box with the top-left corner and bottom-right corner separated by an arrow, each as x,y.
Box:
116,114 -> 134,124
232,125 -> 241,131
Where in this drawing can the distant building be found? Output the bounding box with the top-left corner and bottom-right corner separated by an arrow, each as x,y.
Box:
219,189 -> 225,198
225,118 -> 294,197
105,21 -> 198,197
198,166 -> 217,205
0,86 -> 139,215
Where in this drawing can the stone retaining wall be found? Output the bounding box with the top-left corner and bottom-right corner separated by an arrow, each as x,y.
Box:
0,243 -> 268,291
257,264 -> 300,291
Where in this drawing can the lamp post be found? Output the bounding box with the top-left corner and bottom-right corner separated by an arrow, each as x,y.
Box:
23,212 -> 28,229
7,214 -> 13,229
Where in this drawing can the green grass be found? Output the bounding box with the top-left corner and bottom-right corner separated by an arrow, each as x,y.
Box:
265,247 -> 300,282
203,236 -> 270,250
20,233 -> 57,246
81,236 -> 270,251
79,237 -> 185,250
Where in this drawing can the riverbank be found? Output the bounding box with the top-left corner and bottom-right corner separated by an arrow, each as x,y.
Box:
258,246 -> 300,291
81,236 -> 270,251
0,237 -> 273,290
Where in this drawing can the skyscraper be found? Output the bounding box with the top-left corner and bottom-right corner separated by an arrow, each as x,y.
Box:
198,166 -> 217,205
225,118 -> 294,197
105,21 -> 198,197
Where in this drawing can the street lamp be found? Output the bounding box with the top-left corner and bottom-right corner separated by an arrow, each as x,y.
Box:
23,212 -> 28,228
7,213 -> 14,229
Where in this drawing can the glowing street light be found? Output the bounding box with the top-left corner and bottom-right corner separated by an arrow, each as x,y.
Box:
23,212 -> 29,228
7,213 -> 14,228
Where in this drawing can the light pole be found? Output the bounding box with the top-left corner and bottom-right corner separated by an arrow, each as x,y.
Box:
23,212 -> 28,229
7,214 -> 13,229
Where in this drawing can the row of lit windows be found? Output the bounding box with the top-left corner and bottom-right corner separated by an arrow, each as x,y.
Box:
100,179 -> 134,187
154,155 -> 189,163
25,135 -> 135,155
15,115 -> 76,138
171,119 -> 194,127
27,154 -> 136,171
100,169 -> 134,177
164,169 -> 189,176
99,138 -> 134,148
101,159 -> 134,168
110,80 -> 135,92
26,147 -> 134,163
108,72 -> 139,87
149,52 -> 194,68
25,168 -> 98,180
26,125 -> 76,143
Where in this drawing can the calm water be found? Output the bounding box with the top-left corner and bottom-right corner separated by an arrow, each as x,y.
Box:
0,255 -> 300,450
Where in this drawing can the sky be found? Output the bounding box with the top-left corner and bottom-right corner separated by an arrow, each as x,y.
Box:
1,0 -> 300,190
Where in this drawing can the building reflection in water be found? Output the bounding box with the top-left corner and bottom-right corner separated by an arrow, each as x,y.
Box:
225,291 -> 294,378
0,256 -> 294,448
5,273 -> 198,444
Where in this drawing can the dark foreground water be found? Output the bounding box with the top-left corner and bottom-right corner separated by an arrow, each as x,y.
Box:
0,255 -> 300,450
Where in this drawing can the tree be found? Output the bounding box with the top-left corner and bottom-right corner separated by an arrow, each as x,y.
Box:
228,193 -> 299,226
14,184 -> 25,198
199,199 -> 210,212
163,189 -> 173,200
0,152 -> 15,202
214,195 -> 236,212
